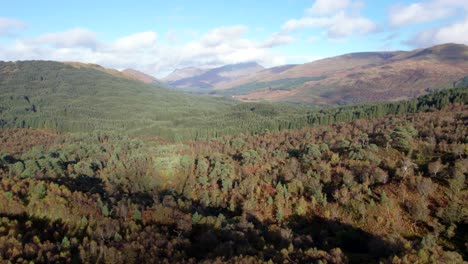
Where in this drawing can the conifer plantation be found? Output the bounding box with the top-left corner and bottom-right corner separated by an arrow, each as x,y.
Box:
0,60 -> 467,263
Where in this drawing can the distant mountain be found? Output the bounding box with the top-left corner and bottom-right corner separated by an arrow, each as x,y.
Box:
165,62 -> 264,89
218,43 -> 468,105
162,67 -> 208,83
121,68 -> 161,84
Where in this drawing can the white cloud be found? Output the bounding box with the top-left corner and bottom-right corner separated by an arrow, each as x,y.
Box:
282,17 -> 329,32
260,33 -> 295,48
0,25 -> 305,77
308,0 -> 350,15
178,26 -> 269,66
327,12 -> 376,38
282,10 -> 377,38
0,17 -> 26,36
30,28 -> 98,49
389,0 -> 468,27
165,30 -> 179,44
389,3 -> 452,27
113,31 -> 157,51
407,17 -> 468,47
200,26 -> 247,47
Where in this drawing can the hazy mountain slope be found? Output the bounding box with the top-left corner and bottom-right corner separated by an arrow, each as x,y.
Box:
166,62 -> 264,89
162,67 -> 208,83
216,64 -> 298,90
222,43 -> 468,104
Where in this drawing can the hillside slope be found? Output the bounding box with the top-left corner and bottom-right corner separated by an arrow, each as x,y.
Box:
220,43 -> 468,105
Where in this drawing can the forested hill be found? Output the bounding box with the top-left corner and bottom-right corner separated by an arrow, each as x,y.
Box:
1,60 -> 467,142
0,60 -> 240,140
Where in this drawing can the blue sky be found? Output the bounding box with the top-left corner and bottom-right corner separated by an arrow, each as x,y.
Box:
1,0 -> 467,77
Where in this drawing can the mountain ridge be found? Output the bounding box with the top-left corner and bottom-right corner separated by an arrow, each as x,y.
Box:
217,43 -> 468,104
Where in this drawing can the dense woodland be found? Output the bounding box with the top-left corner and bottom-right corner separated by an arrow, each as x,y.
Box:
0,100 -> 467,262
0,61 -> 467,263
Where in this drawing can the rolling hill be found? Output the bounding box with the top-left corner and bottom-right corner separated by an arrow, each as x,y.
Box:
216,43 -> 468,105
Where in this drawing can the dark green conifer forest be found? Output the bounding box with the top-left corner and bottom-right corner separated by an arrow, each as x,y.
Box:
0,61 -> 467,263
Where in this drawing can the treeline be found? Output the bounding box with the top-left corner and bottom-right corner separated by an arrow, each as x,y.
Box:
0,102 -> 466,262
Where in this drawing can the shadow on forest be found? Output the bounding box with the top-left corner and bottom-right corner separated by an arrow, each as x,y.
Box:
288,215 -> 402,262
186,211 -> 401,263
45,175 -> 106,196
0,184 -> 405,263
148,189 -> 402,262
0,212 -> 82,263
